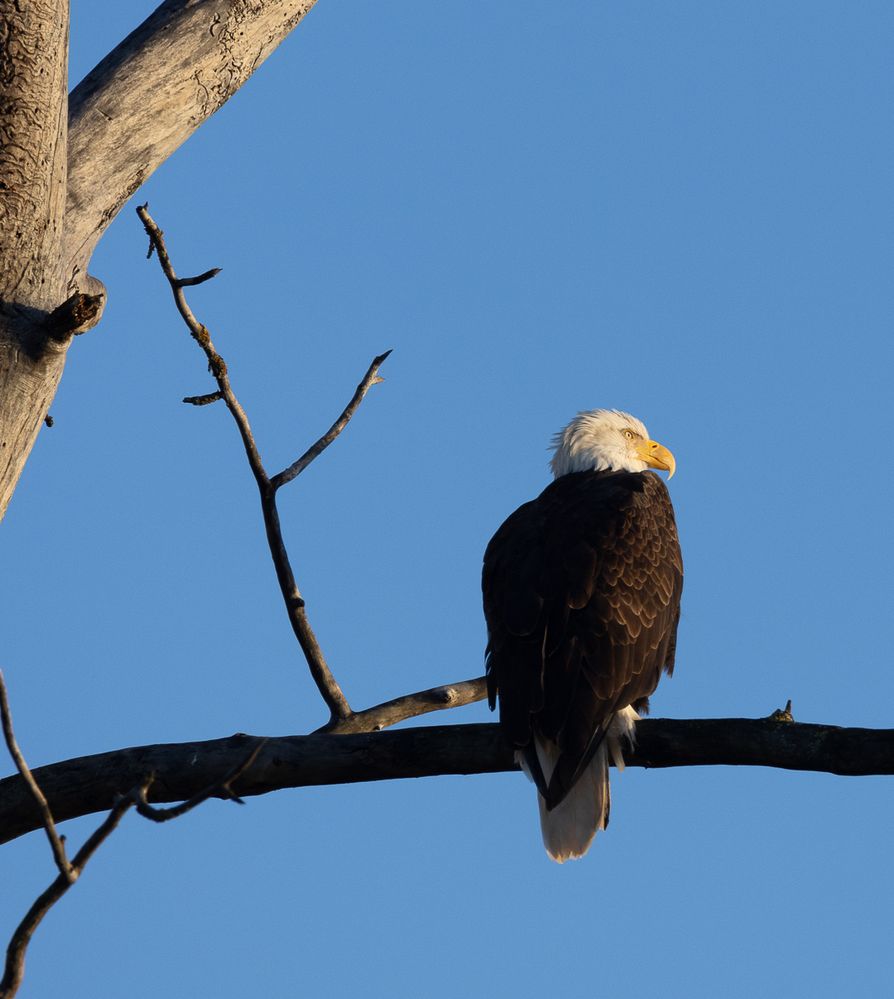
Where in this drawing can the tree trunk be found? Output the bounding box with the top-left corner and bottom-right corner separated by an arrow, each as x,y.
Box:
0,0 -> 69,517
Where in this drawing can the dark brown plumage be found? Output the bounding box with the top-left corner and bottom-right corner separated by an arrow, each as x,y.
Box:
483,469 -> 683,820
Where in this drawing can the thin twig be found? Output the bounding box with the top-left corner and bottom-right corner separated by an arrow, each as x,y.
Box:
183,390 -> 223,406
271,350 -> 392,490
0,672 -> 73,883
135,739 -> 267,822
321,676 -> 488,734
137,204 -> 267,487
175,267 -> 221,287
137,203 -> 354,723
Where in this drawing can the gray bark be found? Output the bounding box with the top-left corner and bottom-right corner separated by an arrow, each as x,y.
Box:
0,0 -> 318,520
0,0 -> 69,516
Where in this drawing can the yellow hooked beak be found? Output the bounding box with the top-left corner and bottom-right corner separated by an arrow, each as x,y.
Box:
636,439 -> 676,479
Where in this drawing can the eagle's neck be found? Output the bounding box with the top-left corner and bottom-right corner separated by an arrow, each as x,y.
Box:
551,451 -> 648,479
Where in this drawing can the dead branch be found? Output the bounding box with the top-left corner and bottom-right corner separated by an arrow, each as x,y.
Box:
2,717 -> 893,849
0,673 -> 72,882
45,291 -> 106,341
0,670 -> 149,999
136,203 -> 393,725
321,677 -> 489,734
271,349 -> 393,490
0,783 -> 143,999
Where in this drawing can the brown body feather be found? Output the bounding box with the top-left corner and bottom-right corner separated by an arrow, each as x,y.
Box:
483,469 -> 683,813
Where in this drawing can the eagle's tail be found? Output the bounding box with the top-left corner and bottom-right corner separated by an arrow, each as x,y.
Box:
517,707 -> 638,863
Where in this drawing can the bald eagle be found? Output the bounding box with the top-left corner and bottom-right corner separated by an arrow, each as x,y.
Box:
483,410 -> 683,862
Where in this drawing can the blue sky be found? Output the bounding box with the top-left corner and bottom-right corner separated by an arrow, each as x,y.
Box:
3,1 -> 893,996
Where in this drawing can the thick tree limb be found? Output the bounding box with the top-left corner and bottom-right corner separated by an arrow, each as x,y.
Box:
65,0 -> 319,276
2,718 -> 892,847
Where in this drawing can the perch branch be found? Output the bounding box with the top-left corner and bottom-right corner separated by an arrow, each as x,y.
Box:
137,203 -> 360,723
3,717 -> 893,847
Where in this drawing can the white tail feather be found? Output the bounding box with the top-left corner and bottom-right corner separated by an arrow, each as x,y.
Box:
517,707 -> 639,863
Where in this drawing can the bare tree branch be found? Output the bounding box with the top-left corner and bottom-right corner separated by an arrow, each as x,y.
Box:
0,672 -> 72,883
136,204 -> 396,727
322,677 -> 489,734
183,390 -> 224,407
0,683 -> 268,999
271,350 -> 393,490
0,666 -> 148,999
2,717 -> 893,848
137,204 -> 390,725
136,204 -> 267,485
0,782 -> 144,999
65,0 -> 320,278
175,268 -> 222,288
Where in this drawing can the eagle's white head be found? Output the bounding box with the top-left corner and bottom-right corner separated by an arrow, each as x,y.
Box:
550,409 -> 676,480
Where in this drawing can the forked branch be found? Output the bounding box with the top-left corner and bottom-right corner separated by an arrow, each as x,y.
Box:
137,205 -> 487,736
137,204 -> 395,724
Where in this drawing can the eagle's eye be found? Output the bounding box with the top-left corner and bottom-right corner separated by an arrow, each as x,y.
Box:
623,429 -> 635,440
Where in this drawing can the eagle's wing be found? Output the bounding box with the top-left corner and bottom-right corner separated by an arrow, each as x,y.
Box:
483,470 -> 682,809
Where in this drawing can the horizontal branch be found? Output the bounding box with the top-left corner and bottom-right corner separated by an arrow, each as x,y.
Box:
2,718 -> 892,846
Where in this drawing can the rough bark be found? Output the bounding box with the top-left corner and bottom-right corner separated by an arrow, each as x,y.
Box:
0,0 -> 319,521
65,0 -> 318,275
2,718 -> 893,846
0,0 -> 69,516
